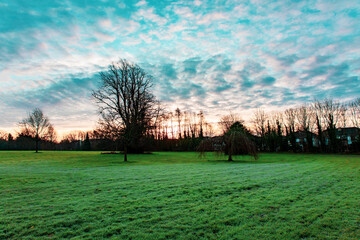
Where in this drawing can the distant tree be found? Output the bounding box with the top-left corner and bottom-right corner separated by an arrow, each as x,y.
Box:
175,108 -> 182,139
198,121 -> 257,161
339,104 -> 348,128
322,99 -> 341,152
62,131 -> 87,143
313,100 -> 326,152
349,98 -> 360,128
219,113 -> 241,134
169,111 -> 175,139
252,109 -> 267,150
8,133 -> 13,142
198,111 -> 204,138
0,130 -> 7,141
273,112 -> 286,151
284,108 -> 296,152
263,118 -> 278,152
43,125 -> 57,143
7,133 -> 14,150
183,111 -> 189,138
224,122 -> 258,161
19,108 -> 53,153
295,105 -> 314,152
92,116 -> 123,151
83,132 -> 91,151
0,130 -> 7,150
92,59 -> 156,161
151,102 -> 165,140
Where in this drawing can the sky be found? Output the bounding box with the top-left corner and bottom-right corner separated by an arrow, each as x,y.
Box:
0,0 -> 359,136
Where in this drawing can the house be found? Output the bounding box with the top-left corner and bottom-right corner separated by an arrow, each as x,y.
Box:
335,127 -> 360,147
292,131 -> 319,151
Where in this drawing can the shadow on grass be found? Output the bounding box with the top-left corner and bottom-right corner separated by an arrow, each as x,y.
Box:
207,158 -> 294,164
101,151 -> 154,155
109,161 -> 138,164
208,159 -> 260,164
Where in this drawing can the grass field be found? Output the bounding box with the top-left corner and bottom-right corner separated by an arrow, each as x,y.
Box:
0,151 -> 359,239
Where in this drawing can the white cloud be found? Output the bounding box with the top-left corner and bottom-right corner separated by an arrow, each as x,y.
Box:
196,12 -> 229,25
135,0 -> 147,7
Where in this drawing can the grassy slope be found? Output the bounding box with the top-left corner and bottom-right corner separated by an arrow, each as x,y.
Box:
0,151 -> 359,239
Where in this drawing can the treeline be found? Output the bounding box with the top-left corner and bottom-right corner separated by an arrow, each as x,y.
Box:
1,98 -> 359,153
0,107 -> 210,151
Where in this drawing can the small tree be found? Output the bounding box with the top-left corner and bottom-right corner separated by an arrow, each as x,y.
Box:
19,108 -> 53,153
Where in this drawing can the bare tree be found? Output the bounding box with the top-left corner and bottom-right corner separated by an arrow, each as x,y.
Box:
322,99 -> 341,152
94,114 -> 124,150
252,109 -> 267,150
349,98 -> 360,128
339,104 -> 348,128
189,112 -> 197,138
19,108 -> 53,153
312,100 -> 323,151
169,111 -> 175,139
62,131 -> 87,143
322,99 -> 341,128
198,111 -> 204,138
204,122 -> 215,137
252,109 -> 267,137
175,108 -> 182,139
151,101 -> 165,140
92,59 -> 156,161
0,130 -> 7,141
295,105 -> 314,152
183,111 -> 189,138
219,113 -> 241,134
284,108 -> 296,151
43,125 -> 57,143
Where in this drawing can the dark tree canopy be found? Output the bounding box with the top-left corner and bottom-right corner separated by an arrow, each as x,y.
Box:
92,59 -> 156,161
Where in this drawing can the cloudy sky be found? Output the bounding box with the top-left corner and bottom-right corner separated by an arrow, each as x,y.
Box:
0,0 -> 359,135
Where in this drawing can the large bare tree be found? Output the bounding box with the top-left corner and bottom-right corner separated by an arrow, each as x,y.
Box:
19,108 -> 53,153
92,59 -> 156,161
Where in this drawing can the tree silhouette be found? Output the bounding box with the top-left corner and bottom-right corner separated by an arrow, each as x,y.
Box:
19,108 -> 53,153
92,59 -> 156,161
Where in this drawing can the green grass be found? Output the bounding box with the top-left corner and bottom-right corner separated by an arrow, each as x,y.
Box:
0,151 -> 359,239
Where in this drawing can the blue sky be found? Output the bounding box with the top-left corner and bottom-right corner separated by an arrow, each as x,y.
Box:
0,0 -> 359,134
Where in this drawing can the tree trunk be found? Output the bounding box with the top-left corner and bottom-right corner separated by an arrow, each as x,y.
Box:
228,153 -> 233,161
124,145 -> 128,162
306,131 -> 312,153
35,136 -> 39,153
